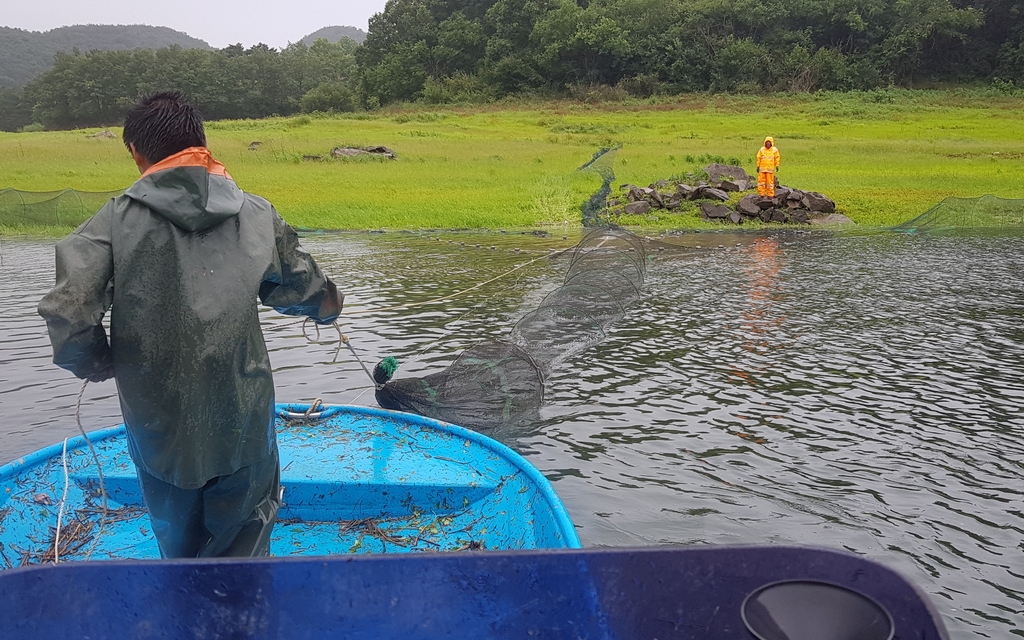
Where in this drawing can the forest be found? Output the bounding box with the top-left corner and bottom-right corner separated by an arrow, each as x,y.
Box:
0,24 -> 210,88
1,0 -> 1022,131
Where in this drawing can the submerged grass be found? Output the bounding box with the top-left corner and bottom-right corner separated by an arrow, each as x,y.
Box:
2,90 -> 1023,235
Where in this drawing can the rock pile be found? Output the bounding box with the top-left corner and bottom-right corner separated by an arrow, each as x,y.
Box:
729,187 -> 836,225
610,163 -> 845,225
609,181 -> 730,216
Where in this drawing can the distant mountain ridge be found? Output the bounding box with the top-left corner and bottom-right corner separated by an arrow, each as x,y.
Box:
300,26 -> 366,46
0,24 -> 212,87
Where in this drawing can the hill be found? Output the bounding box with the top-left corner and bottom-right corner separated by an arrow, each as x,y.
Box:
0,24 -> 211,87
299,26 -> 366,46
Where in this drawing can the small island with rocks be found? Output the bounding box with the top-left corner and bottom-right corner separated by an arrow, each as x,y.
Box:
608,163 -> 854,226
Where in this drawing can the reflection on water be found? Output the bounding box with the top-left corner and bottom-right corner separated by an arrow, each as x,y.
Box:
1,229 -> 1022,638
734,236 -> 786,387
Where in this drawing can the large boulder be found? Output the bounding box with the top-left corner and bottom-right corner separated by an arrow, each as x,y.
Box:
790,211 -> 810,224
698,187 -> 730,202
737,194 -> 762,216
624,201 -> 651,215
728,212 -> 744,225
700,203 -> 732,219
706,163 -> 751,183
809,213 -> 854,225
331,146 -> 397,159
366,146 -> 397,159
802,191 -> 836,213
719,179 -> 750,192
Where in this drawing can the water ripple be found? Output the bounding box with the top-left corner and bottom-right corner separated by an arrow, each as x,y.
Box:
1,231 -> 1022,637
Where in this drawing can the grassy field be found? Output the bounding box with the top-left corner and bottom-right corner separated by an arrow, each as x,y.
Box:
2,89 -> 1023,235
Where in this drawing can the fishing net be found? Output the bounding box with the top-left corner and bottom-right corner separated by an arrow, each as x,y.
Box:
509,229 -> 645,368
374,228 -> 646,432
893,195 -> 1024,234
373,343 -> 545,432
0,188 -> 124,227
374,148 -> 645,433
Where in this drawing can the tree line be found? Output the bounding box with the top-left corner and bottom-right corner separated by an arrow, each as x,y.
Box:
358,0 -> 1023,101
0,24 -> 210,88
2,0 -> 1023,131
0,39 -> 358,131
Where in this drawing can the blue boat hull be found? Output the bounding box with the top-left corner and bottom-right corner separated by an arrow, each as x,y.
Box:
0,545 -> 949,639
0,404 -> 579,567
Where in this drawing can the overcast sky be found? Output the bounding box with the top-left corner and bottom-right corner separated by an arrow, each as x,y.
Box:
3,0 -> 389,49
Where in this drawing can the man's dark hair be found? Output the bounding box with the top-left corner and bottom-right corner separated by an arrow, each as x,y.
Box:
122,91 -> 206,163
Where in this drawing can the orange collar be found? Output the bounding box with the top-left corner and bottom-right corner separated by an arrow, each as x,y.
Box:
142,147 -> 232,180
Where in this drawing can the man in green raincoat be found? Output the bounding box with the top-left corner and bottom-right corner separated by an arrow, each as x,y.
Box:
38,92 -> 343,558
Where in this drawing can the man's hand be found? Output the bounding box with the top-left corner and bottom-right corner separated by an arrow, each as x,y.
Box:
87,365 -> 115,383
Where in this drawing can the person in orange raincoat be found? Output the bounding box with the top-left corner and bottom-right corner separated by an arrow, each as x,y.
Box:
755,136 -> 781,197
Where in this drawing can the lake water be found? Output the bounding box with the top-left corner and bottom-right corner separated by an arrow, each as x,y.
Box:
1,228 -> 1022,638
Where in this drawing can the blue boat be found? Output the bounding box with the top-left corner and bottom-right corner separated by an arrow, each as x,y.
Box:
0,404 -> 580,567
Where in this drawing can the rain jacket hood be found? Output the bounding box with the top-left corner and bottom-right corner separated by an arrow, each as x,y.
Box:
124,147 -> 244,232
756,138 -> 781,174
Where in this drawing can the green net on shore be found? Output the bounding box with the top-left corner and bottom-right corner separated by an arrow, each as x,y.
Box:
893,195 -> 1024,234
0,189 -> 124,228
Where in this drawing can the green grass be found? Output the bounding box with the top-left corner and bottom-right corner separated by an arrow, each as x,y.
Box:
2,89 -> 1023,235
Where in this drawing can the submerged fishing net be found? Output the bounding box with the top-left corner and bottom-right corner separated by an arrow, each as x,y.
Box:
0,189 -> 124,227
374,342 -> 545,431
893,195 -> 1024,234
374,147 -> 644,432
374,228 -> 646,432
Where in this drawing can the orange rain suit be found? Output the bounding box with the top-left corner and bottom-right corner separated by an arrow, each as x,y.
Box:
755,136 -> 781,197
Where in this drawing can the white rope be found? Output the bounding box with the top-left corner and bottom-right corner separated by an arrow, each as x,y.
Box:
54,437 -> 70,563
76,379 -> 108,561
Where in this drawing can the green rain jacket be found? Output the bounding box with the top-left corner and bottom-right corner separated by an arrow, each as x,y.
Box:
38,147 -> 342,489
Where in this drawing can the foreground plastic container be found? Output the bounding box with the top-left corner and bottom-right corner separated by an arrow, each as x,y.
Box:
0,545 -> 947,639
